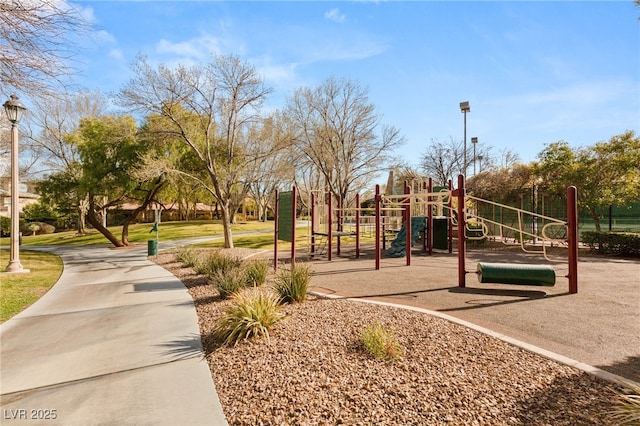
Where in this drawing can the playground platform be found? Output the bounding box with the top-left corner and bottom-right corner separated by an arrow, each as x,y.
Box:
304,246 -> 640,383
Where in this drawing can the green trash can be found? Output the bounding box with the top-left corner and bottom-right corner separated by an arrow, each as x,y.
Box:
148,239 -> 158,256
433,217 -> 448,250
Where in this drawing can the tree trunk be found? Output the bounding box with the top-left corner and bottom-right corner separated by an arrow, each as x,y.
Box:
86,202 -> 124,247
589,207 -> 601,232
219,203 -> 234,248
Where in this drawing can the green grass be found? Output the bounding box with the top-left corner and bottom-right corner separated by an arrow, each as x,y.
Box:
1,249 -> 63,322
360,321 -> 404,361
0,220 -> 275,247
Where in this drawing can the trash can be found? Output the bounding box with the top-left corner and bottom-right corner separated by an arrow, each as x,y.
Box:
433,217 -> 448,250
147,240 -> 158,256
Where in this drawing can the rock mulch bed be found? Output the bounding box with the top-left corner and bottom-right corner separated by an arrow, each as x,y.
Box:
153,251 -> 621,425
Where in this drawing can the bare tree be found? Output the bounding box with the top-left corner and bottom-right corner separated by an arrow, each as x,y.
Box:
118,54 -> 273,248
245,112 -> 295,221
420,137 -> 492,185
0,0 -> 90,99
286,76 -> 404,209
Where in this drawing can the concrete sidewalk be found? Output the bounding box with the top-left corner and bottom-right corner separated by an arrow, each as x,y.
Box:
1,245 -> 227,425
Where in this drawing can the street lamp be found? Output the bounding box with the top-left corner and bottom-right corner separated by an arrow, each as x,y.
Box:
459,101 -> 470,177
3,95 -> 28,273
471,136 -> 478,175
477,155 -> 484,173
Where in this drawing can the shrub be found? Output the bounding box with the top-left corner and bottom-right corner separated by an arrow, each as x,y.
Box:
581,231 -> 640,257
210,267 -> 247,299
607,381 -> 640,425
273,262 -> 311,304
194,250 -> 242,276
244,258 -> 270,287
213,289 -> 287,346
360,321 -> 403,361
19,221 -> 55,235
175,247 -> 201,268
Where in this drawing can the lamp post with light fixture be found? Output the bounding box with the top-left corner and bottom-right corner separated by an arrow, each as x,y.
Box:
459,101 -> 470,177
3,95 -> 28,273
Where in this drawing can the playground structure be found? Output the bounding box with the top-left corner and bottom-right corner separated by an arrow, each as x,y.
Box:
274,175 -> 578,294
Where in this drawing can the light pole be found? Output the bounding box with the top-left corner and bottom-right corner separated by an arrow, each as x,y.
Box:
459,101 -> 470,177
3,95 -> 28,273
477,155 -> 484,173
471,136 -> 478,175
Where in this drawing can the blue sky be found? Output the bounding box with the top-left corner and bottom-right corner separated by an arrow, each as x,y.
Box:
73,1 -> 639,168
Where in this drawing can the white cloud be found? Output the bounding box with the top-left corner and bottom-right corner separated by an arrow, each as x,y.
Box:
108,49 -> 124,61
325,8 -> 346,23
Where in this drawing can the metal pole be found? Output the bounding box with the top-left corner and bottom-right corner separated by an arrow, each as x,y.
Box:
375,184 -> 381,270
567,186 -> 578,294
463,111 -> 467,177
457,175 -> 466,288
6,122 -> 25,272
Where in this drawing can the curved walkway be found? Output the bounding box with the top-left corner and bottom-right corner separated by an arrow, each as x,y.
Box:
0,244 -> 226,426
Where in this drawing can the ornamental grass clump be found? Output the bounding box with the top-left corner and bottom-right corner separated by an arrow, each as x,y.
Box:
210,267 -> 247,299
607,381 -> 640,425
213,289 -> 287,346
175,247 -> 200,268
273,262 -> 311,304
244,259 -> 270,287
360,321 -> 404,361
195,250 -> 242,276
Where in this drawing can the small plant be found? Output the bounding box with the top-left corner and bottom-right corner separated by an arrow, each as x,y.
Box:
213,289 -> 287,346
210,267 -> 247,299
607,381 -> 640,425
273,262 -> 311,304
175,247 -> 200,268
244,258 -> 270,287
360,321 -> 403,361
194,250 -> 242,276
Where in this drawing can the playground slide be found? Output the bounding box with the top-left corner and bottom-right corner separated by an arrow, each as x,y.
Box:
386,216 -> 427,257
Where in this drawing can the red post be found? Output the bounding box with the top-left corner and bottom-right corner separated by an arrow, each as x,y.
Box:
355,193 -> 360,258
291,186 -> 297,266
327,192 -> 332,261
310,192 -> 315,256
448,179 -> 453,254
337,196 -> 342,256
567,186 -> 578,294
457,175 -> 466,288
274,189 -> 279,271
375,184 -> 381,270
428,177 -> 433,255
405,182 -> 411,266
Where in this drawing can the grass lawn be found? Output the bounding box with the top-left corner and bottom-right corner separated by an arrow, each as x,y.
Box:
1,249 -> 63,322
0,220 -> 276,247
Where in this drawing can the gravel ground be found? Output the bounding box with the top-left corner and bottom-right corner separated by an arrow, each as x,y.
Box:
153,250 -> 622,426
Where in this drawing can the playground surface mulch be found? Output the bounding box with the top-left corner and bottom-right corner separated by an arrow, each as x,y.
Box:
153,245 -> 638,425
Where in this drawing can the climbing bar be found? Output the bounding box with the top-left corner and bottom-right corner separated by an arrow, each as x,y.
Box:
476,262 -> 556,286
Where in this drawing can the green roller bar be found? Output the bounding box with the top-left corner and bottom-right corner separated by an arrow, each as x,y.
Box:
476,262 -> 556,286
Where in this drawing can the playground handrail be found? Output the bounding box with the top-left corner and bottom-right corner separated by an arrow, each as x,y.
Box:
465,194 -> 568,261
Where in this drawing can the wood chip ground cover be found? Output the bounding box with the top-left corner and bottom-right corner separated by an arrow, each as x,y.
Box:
154,252 -> 621,425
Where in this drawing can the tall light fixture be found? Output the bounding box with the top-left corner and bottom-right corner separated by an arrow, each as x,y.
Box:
3,95 -> 28,273
459,101 -> 470,177
471,136 -> 478,175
